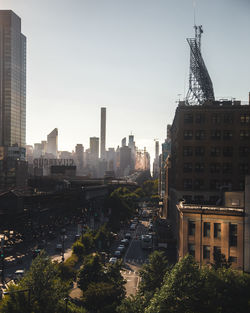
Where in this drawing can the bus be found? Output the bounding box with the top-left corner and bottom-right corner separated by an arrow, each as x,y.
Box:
141,235 -> 152,250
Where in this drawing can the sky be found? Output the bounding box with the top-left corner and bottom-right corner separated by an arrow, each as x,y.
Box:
1,0 -> 250,160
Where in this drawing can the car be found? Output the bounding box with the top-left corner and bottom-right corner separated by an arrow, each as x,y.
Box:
13,269 -> 25,281
130,224 -> 136,230
125,233 -> 131,240
121,239 -> 129,246
56,243 -> 62,251
114,250 -> 121,258
75,234 -> 81,241
117,245 -> 125,252
109,257 -> 118,264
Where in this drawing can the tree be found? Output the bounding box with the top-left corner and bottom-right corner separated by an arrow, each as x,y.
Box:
139,250 -> 169,298
116,295 -> 146,313
78,254 -> 104,292
0,251 -> 69,313
212,250 -> 231,270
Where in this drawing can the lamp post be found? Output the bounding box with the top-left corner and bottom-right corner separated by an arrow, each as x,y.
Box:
61,229 -> 66,262
64,297 -> 69,313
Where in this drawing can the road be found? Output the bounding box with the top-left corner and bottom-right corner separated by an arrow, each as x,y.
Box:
121,219 -> 152,296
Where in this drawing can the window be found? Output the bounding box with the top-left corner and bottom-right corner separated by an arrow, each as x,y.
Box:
194,179 -> 204,190
211,114 -> 221,124
195,146 -> 205,156
183,163 -> 192,172
229,224 -> 237,247
239,180 -> 245,190
195,130 -> 206,140
203,245 -> 210,259
209,195 -> 219,204
195,163 -> 205,172
224,113 -> 233,124
214,246 -> 221,255
240,114 -> 250,124
229,256 -> 237,263
194,195 -> 204,203
214,223 -> 221,239
239,146 -> 249,157
203,222 -> 210,237
188,244 -> 195,257
183,146 -> 193,156
210,180 -> 220,190
223,147 -> 233,157
223,163 -> 232,174
211,147 -> 221,157
210,163 -> 220,173
223,130 -> 233,140
184,130 -> 193,140
184,179 -> 192,190
184,113 -> 193,124
211,130 -> 221,140
240,130 -> 250,140
183,195 -> 192,203
239,163 -> 249,174
195,113 -> 205,124
188,221 -> 195,236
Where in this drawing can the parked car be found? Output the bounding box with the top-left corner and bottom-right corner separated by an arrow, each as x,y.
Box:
109,257 -> 118,264
56,243 -> 62,251
13,269 -> 25,281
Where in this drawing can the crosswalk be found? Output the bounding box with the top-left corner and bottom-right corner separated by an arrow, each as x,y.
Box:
125,258 -> 149,264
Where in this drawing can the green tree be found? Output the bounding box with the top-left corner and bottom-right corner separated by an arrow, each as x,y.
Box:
139,250 -> 169,298
81,232 -> 94,254
0,251 -> 69,313
77,254 -> 104,291
116,294 -> 146,313
212,250 -> 231,270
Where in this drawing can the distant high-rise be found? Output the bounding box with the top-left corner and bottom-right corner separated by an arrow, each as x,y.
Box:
47,128 -> 58,158
90,137 -> 99,161
100,107 -> 106,159
121,137 -> 126,147
0,11 -> 26,148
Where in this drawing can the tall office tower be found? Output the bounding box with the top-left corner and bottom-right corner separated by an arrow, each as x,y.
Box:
153,140 -> 160,178
47,128 -> 58,158
0,11 -> 27,189
100,107 -> 106,159
75,144 -> 84,174
121,137 -> 126,147
90,137 -> 99,161
128,135 -> 136,171
0,11 -> 26,148
119,146 -> 131,177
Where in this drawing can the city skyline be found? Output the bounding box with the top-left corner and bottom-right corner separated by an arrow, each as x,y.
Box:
0,0 -> 249,159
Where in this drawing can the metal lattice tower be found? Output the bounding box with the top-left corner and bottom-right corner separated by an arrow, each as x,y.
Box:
186,25 -> 215,105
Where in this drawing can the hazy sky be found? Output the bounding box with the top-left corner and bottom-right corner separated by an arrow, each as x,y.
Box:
1,0 -> 250,159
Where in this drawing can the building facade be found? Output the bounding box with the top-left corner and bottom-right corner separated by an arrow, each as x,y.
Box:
0,11 -> 27,189
166,99 -> 250,238
100,107 -> 106,160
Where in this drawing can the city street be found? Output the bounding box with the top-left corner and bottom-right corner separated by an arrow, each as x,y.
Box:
121,218 -> 152,296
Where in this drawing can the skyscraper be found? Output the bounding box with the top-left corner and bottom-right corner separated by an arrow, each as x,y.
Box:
100,107 -> 106,159
0,11 -> 26,148
90,137 -> 99,161
0,11 -> 27,189
47,128 -> 58,158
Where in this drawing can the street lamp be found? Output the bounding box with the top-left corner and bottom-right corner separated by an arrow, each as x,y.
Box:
61,229 -> 66,262
64,297 -> 69,313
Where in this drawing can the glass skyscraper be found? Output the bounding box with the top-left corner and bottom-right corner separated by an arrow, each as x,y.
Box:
0,10 -> 26,148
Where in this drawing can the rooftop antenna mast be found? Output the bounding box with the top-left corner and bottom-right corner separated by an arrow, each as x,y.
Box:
185,20 -> 215,105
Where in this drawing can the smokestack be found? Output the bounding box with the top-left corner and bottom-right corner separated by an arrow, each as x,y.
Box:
100,107 -> 106,159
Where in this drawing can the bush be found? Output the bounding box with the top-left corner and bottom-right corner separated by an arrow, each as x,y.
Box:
72,240 -> 85,258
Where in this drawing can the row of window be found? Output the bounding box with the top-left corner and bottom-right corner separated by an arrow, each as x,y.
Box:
183,130 -> 249,140
183,146 -> 250,157
188,222 -> 238,246
183,163 -> 249,174
183,179 -> 243,190
188,244 -> 238,262
184,113 -> 250,124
